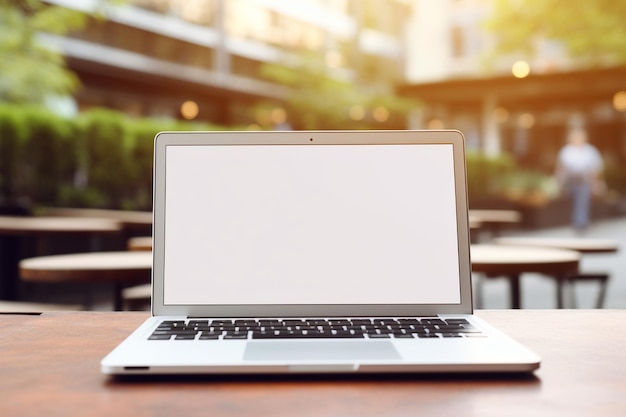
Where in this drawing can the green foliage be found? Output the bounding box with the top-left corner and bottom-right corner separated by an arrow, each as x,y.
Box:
0,105 -> 227,210
465,151 -> 517,199
0,0 -> 90,103
124,119 -> 158,210
22,106 -> 76,203
466,150 -> 560,206
1,104 -> 568,210
485,0 -> 626,66
259,52 -> 419,130
0,104 -> 29,200
604,160 -> 626,195
76,109 -> 133,208
0,0 -> 125,104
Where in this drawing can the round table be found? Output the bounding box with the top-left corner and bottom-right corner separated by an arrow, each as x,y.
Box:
493,236 -> 618,254
0,216 -> 123,300
127,236 -> 153,251
0,216 -> 122,235
38,207 -> 153,239
471,244 -> 580,309
493,236 -> 618,308
38,207 -> 152,228
468,209 -> 521,242
124,237 -> 153,309
469,209 -> 521,225
19,251 -> 152,311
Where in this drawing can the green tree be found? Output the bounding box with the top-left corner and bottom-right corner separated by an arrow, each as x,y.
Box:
485,0 -> 626,67
0,0 -> 121,104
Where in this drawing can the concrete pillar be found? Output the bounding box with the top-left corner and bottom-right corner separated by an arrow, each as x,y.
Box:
407,108 -> 424,129
215,0 -> 229,79
482,94 -> 500,156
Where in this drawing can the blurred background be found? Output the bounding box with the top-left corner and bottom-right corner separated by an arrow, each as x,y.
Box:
1,0 -> 625,309
1,0 -> 625,216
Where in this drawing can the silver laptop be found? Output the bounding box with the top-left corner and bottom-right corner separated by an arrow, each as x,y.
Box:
101,130 -> 540,375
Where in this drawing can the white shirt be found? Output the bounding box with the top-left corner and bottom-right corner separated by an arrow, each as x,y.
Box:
558,143 -> 603,176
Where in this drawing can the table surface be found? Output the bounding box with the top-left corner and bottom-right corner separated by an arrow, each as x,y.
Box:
0,215 -> 122,235
0,216 -> 125,301
19,251 -> 153,283
493,236 -> 620,254
468,209 -> 521,224
127,236 -> 153,251
471,244 -> 580,276
0,310 -> 624,417
39,207 -> 153,227
471,245 -> 581,309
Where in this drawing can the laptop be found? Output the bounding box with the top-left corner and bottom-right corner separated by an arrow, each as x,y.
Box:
101,129 -> 540,375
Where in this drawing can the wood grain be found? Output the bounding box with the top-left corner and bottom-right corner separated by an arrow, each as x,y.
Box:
0,310 -> 624,417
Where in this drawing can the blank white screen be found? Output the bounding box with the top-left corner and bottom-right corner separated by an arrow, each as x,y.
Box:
163,144 -> 461,305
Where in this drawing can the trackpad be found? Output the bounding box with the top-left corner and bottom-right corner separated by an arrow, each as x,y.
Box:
244,341 -> 401,361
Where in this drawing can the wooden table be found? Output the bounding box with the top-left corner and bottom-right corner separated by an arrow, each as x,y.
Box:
39,207 -> 153,229
493,236 -> 619,254
468,209 -> 521,242
468,209 -> 521,227
0,310 -> 624,417
0,216 -> 122,300
471,244 -> 580,309
0,216 -> 122,235
127,236 -> 153,251
19,251 -> 152,311
492,237 -> 619,308
39,207 -> 153,244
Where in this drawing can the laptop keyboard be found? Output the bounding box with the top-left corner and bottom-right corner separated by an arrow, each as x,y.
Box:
148,318 -> 484,341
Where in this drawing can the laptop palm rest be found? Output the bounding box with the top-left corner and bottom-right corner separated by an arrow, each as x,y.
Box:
244,341 -> 401,361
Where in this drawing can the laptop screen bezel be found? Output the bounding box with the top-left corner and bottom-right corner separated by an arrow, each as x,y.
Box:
150,130 -> 473,317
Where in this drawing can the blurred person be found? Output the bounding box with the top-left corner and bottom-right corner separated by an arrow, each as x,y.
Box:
555,128 -> 605,233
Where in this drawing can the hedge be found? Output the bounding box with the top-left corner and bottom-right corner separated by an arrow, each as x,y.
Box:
0,105 -> 226,211
1,104 -> 550,212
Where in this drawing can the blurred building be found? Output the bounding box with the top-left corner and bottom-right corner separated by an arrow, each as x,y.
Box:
43,0 -> 412,127
40,0 -> 626,176
400,0 -> 626,175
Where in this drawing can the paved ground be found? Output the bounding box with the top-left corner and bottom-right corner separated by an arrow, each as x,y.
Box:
475,215 -> 626,309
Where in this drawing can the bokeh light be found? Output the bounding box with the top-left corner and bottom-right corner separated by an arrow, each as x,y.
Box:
512,61 -> 530,78
270,107 -> 287,125
613,91 -> 626,112
373,106 -> 390,122
349,105 -> 365,121
325,51 -> 343,68
180,100 -> 199,120
518,113 -> 535,129
427,119 -> 444,129
493,107 -> 509,123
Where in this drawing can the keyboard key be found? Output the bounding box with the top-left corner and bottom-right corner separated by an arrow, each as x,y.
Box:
223,331 -> 248,340
148,317 -> 483,340
175,334 -> 197,340
148,334 -> 172,340
199,332 -> 220,340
